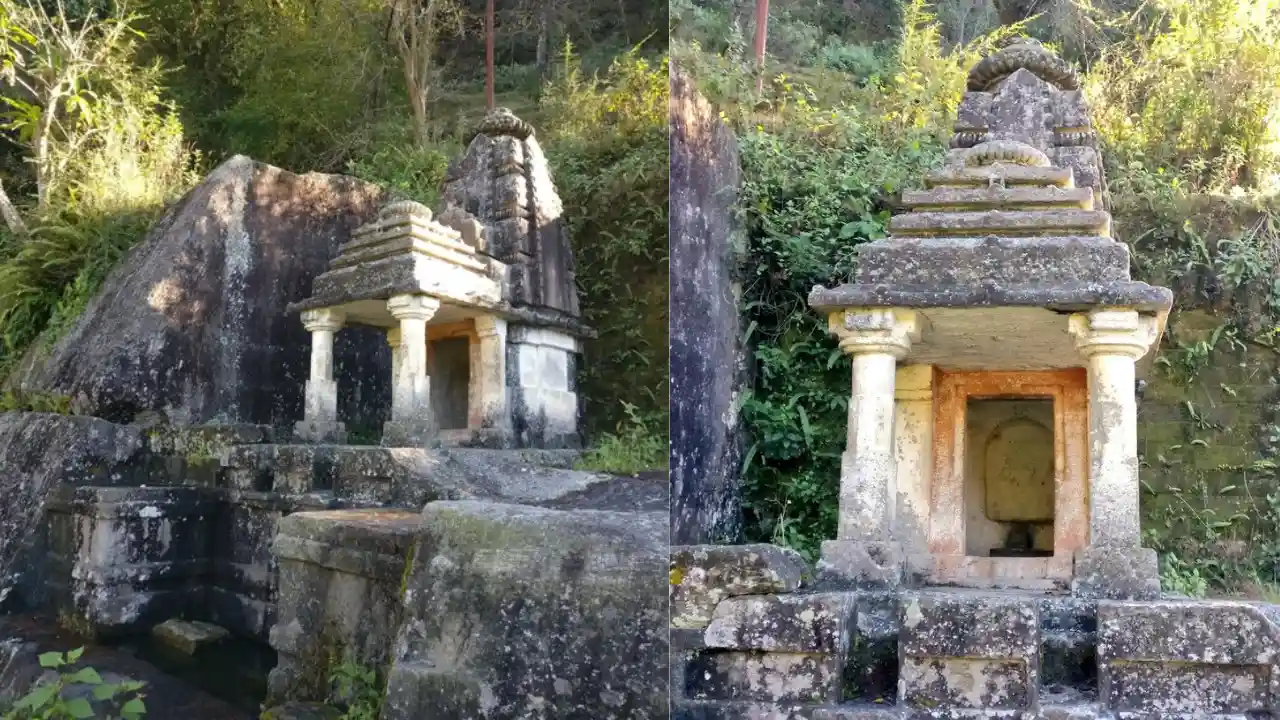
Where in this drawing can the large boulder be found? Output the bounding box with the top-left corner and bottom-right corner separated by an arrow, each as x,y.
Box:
14,156 -> 391,430
0,413 -> 146,612
383,501 -> 668,719
669,64 -> 747,544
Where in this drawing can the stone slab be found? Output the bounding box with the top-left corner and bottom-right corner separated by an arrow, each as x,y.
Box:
1097,600 -> 1280,715
854,236 -> 1129,286
808,281 -> 1173,314
704,592 -> 856,653
152,619 -> 229,655
671,544 -> 809,629
685,651 -> 841,704
383,500 -> 667,719
898,592 -> 1040,711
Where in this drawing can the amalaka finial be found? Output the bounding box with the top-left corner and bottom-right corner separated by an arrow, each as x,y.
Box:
967,37 -> 1079,91
476,108 -> 534,141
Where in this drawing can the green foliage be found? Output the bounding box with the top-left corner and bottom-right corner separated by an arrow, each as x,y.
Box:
344,141 -> 458,207
1086,0 -> 1280,192
0,210 -> 159,375
543,45 -> 669,436
326,656 -> 382,720
0,388 -> 71,413
576,401 -> 667,474
2,647 -> 146,720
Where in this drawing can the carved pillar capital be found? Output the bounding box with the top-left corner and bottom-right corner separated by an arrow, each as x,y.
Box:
829,308 -> 921,359
301,307 -> 345,334
1069,309 -> 1158,360
387,294 -> 441,322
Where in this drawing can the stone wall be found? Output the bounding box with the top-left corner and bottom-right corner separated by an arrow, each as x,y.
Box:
670,542 -> 1280,718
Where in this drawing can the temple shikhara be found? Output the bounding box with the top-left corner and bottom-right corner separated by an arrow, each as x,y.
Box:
672,39 -> 1280,719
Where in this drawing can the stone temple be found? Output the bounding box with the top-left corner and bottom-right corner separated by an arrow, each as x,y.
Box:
0,110 -> 665,719
289,108 -> 591,450
672,40 -> 1280,719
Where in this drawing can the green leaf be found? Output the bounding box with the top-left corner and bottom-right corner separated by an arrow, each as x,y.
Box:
66,648 -> 84,664
93,683 -> 120,700
67,667 -> 103,685
38,652 -> 65,668
15,683 -> 57,709
121,697 -> 147,716
65,697 -> 94,718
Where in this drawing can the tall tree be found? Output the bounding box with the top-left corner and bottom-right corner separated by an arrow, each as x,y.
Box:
388,0 -> 463,146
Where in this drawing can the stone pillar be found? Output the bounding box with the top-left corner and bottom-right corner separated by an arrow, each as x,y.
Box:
382,294 -> 441,448
1068,308 -> 1161,599
386,327 -> 404,392
294,308 -> 347,443
819,308 -> 920,588
471,315 -> 511,447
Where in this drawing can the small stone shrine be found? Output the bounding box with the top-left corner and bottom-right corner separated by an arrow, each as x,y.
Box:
806,37 -> 1172,598
288,108 -> 592,449
671,39 -> 1280,720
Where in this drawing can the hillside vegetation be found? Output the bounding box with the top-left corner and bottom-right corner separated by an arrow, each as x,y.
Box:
675,0 -> 1280,597
0,0 -> 668,471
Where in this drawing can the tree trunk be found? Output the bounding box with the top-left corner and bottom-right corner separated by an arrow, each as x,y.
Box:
753,0 -> 769,95
485,0 -> 495,110
618,0 -> 628,43
535,0 -> 552,73
33,91 -> 59,210
0,179 -> 29,238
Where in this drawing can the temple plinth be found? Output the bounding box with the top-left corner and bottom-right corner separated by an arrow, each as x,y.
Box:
808,40 -> 1173,598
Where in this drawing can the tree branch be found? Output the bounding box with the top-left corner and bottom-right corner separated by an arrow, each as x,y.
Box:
0,178 -> 29,237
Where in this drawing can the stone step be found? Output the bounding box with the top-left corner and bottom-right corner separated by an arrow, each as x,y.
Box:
674,699 -> 827,719
888,209 -> 1110,238
901,186 -> 1093,211
924,165 -> 1074,189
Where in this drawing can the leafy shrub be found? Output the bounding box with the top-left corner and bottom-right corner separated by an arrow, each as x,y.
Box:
2,647 -> 146,719
576,401 -> 667,474
327,656 -> 382,720
811,40 -> 888,78
345,141 -> 458,207
1086,0 -> 1280,193
543,46 -> 669,437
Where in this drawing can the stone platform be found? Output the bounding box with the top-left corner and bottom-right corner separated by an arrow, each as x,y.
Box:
672,544 -> 1280,719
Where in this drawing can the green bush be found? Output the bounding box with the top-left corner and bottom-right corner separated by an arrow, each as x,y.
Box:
543,45 -> 669,438
2,647 -> 146,719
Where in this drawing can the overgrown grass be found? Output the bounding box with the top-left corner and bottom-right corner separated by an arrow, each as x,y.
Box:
576,402 -> 667,475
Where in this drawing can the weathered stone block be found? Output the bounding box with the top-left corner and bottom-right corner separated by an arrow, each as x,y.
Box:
152,618 -> 229,655
0,413 -> 148,613
1071,545 -> 1160,600
671,544 -> 809,629
685,651 -> 841,704
675,699 -> 820,719
898,592 -> 1039,711
705,592 -> 855,654
44,486 -> 216,637
1097,600 -> 1280,715
266,509 -> 419,705
383,501 -> 666,719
